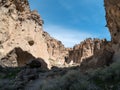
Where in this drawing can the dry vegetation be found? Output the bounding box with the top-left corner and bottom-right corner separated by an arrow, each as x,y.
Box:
0,61 -> 120,90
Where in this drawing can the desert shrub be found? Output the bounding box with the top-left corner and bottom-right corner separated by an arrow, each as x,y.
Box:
0,67 -> 21,79
39,70 -> 100,90
88,61 -> 120,90
58,70 -> 86,90
39,79 -> 61,90
40,62 -> 120,90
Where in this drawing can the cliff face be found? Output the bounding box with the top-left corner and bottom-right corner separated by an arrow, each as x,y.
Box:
105,0 -> 120,61
66,38 -> 108,64
43,31 -> 68,66
0,0 -> 50,67
0,0 -> 69,68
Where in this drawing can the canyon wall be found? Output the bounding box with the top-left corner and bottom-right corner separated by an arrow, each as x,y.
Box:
0,0 -> 50,67
105,0 -> 120,61
0,0 -> 119,69
43,31 -> 68,66
0,0 -> 68,68
66,38 -> 107,64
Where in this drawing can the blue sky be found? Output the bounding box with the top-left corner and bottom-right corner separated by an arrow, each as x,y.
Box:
29,0 -> 111,47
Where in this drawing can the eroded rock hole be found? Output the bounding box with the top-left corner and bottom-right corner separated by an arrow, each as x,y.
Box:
22,29 -> 25,31
28,40 -> 34,46
114,33 -> 117,36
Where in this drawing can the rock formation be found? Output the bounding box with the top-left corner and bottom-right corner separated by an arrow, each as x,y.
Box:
0,0 -> 69,68
104,0 -> 120,61
0,0 -> 50,68
43,31 -> 68,66
66,38 -> 107,63
80,43 -> 114,69
0,0 -> 119,70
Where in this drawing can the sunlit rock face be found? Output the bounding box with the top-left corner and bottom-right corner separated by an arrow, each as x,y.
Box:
0,0 -> 50,68
105,0 -> 120,61
42,31 -> 69,66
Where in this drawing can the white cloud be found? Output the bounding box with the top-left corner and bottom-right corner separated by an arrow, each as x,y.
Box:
43,24 -> 97,47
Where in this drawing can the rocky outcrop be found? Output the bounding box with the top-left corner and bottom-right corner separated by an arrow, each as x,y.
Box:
0,0 -> 50,68
80,43 -> 114,69
66,38 -> 108,64
43,31 -> 69,66
104,0 -> 120,61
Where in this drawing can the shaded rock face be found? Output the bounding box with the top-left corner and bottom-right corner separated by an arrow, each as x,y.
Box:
0,47 -> 34,67
0,0 -> 50,68
80,44 -> 114,69
26,58 -> 48,69
105,0 -> 120,44
66,38 -> 108,64
104,0 -> 120,61
43,32 -> 69,66
0,47 -> 48,69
